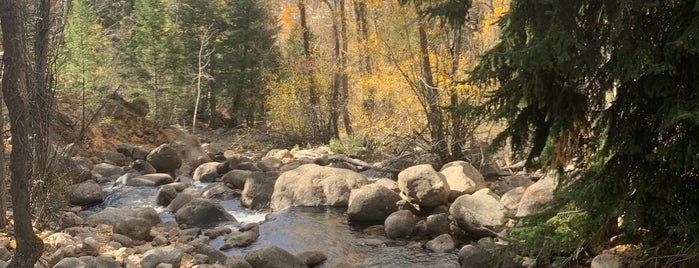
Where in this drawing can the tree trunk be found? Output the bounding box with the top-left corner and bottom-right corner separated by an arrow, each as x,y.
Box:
322,0 -> 341,139
298,0 -> 323,139
0,51 -> 6,230
415,2 -> 447,163
0,1 -> 46,266
338,0 -> 353,136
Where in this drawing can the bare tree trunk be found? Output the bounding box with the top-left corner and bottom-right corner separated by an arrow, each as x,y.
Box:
0,1 -> 46,266
0,52 -> 6,230
193,27 -> 214,134
322,0 -> 341,139
415,2 -> 447,163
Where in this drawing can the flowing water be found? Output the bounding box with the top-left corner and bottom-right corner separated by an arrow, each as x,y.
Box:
100,183 -> 459,268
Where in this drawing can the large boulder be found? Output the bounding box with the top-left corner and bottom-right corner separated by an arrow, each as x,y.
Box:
270,164 -> 369,211
347,184 -> 401,223
146,144 -> 182,174
516,174 -> 557,217
449,194 -> 505,239
241,172 -> 277,210
123,173 -> 174,187
384,210 -> 416,239
222,170 -> 253,190
257,157 -> 283,172
131,159 -> 157,174
174,198 -> 237,227
440,161 -> 486,195
202,182 -> 239,200
141,246 -> 183,268
193,162 -> 221,182
166,126 -> 212,168
424,213 -> 451,237
91,163 -> 124,180
113,217 -> 153,240
591,253 -> 622,268
425,234 -> 456,253
397,164 -> 450,208
156,184 -> 178,206
244,246 -> 305,268
69,181 -> 104,206
86,207 -> 161,227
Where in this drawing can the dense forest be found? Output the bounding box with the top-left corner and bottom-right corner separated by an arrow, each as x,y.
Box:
0,0 -> 698,267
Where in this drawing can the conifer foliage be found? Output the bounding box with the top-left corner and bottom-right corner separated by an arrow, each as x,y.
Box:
464,0 -> 699,264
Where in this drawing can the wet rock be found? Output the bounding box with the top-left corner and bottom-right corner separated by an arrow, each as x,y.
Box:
124,173 -> 174,187
131,159 -> 157,174
226,255 -> 252,268
297,251 -> 327,267
241,172 -> 277,210
146,144 -> 183,174
193,162 -> 221,182
244,246 -> 305,268
384,210 -> 416,239
91,163 -> 125,180
221,223 -> 260,249
424,213 -> 451,237
449,194 -> 505,239
156,184 -> 178,206
69,181 -> 104,206
202,182 -> 239,200
440,161 -> 486,194
347,184 -> 401,223
166,192 -> 196,213
270,164 -> 369,211
221,170 -> 253,190
204,226 -> 232,239
141,245 -> 183,268
397,164 -> 450,208
174,198 -> 237,227
425,234 -> 455,253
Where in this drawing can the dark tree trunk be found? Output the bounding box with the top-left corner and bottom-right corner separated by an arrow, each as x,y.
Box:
0,51 -> 7,230
298,0 -> 323,139
0,0 -> 46,266
415,2 -> 447,163
339,0 -> 353,136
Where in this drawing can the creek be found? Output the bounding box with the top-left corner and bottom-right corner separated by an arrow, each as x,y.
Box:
100,182 -> 459,268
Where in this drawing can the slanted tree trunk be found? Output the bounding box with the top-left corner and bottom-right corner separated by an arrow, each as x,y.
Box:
0,0 -> 46,266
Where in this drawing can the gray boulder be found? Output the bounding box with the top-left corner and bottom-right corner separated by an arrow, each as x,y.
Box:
86,207 -> 161,227
397,164 -> 450,208
257,157 -> 283,172
244,246 -> 305,268
424,213 -> 451,237
114,217 -> 153,240
174,198 -> 237,227
123,173 -> 174,186
167,126 -> 212,168
241,172 -> 277,210
384,210 -> 416,239
500,186 -> 525,211
449,194 -> 505,239
347,184 -> 401,223
156,184 -> 178,206
141,246 -> 183,268
54,257 -> 87,268
226,255 -> 252,268
202,182 -> 239,200
591,253 -> 623,268
131,159 -> 157,174
516,174 -> 557,217
222,170 -> 253,190
496,175 -> 535,195
146,144 -> 182,174
296,251 -> 327,267
221,223 -> 260,249
91,163 -> 124,180
69,181 -> 104,206
270,164 -> 369,211
440,161 -> 486,194
425,234 -> 455,253
193,162 -> 221,182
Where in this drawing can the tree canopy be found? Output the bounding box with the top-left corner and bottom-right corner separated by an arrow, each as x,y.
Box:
464,0 -> 699,264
